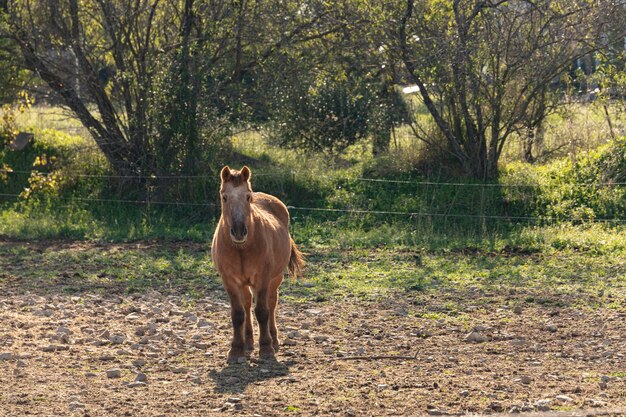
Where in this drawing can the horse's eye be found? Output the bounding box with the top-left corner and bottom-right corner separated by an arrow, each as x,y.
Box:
246,194 -> 251,202
222,195 -> 227,202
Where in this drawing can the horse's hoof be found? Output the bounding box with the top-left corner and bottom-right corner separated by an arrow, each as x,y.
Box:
259,346 -> 276,361
227,350 -> 247,364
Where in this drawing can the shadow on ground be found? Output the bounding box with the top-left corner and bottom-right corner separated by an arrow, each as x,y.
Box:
209,358 -> 295,394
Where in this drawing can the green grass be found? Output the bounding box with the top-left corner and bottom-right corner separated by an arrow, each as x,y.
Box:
1,236 -> 624,313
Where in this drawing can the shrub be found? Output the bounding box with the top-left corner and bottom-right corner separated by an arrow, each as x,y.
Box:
503,137 -> 626,222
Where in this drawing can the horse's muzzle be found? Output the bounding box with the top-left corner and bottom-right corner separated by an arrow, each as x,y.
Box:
230,226 -> 248,244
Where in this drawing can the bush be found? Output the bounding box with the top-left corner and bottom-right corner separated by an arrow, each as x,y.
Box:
503,137 -> 626,222
269,75 -> 408,155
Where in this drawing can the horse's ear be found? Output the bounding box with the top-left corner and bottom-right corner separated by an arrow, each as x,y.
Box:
241,166 -> 251,182
220,166 -> 231,182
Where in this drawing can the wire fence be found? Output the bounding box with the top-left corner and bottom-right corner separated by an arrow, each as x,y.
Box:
5,169 -> 626,187
1,189 -> 625,224
2,164 -> 626,228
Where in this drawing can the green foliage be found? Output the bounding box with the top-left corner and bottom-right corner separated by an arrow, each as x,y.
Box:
0,11 -> 25,104
268,73 -> 408,155
503,137 -> 626,222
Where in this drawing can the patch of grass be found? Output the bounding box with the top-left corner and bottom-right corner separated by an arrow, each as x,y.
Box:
2,239 -> 624,311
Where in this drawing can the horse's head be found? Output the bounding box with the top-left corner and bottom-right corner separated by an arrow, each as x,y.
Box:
219,165 -> 253,245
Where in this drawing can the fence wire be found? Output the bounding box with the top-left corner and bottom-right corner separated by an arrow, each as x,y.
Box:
1,192 -> 625,224
5,169 -> 626,187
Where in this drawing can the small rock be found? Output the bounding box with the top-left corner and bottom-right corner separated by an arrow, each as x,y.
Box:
510,338 -> 527,347
287,330 -> 300,339
0,352 -> 12,361
520,375 -> 532,385
41,344 -> 58,352
56,326 -> 72,335
110,334 -> 126,345
283,339 -> 297,346
588,398 -> 607,408
126,313 -> 141,321
128,382 -> 146,388
459,390 -> 469,397
534,399 -> 552,411
16,360 -> 27,367
192,342 -> 209,350
34,309 -> 53,317
132,358 -> 146,368
394,307 -> 408,316
489,402 -> 504,412
600,375 -> 610,383
196,319 -> 211,328
190,376 -> 202,385
464,331 -> 487,343
377,384 -> 388,390
226,397 -> 242,404
134,372 -> 147,382
426,409 -> 444,416
313,335 -> 329,343
513,306 -> 523,314
555,395 -> 573,403
172,367 -> 187,374
545,324 -> 558,333
106,368 -> 121,378
68,402 -> 86,411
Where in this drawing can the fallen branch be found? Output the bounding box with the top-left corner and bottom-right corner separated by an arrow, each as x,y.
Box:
328,354 -> 418,362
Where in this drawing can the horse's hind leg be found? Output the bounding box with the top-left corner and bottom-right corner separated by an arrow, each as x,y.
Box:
224,285 -> 246,363
268,275 -> 284,353
243,286 -> 254,352
254,285 -> 275,360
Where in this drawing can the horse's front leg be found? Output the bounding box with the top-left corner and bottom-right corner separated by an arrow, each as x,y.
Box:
224,284 -> 246,363
254,285 -> 275,360
243,286 -> 254,352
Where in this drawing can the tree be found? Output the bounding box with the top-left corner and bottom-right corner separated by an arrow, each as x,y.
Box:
0,1 -> 23,104
397,0 -> 625,179
3,0 -> 345,178
265,1 -> 408,156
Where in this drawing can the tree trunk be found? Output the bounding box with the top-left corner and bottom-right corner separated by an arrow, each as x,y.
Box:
372,128 -> 390,156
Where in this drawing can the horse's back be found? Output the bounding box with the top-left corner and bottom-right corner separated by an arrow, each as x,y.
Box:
253,192 -> 290,228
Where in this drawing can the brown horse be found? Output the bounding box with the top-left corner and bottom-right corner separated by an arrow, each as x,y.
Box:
211,166 -> 304,363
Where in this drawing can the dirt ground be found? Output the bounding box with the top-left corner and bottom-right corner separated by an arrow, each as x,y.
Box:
1,241 -> 626,416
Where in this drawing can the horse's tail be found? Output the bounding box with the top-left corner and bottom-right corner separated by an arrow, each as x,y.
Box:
288,237 -> 305,279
